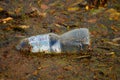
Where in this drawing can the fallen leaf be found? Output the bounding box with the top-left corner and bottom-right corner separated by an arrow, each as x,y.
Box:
54,23 -> 62,28
39,12 -> 47,17
112,37 -> 120,43
37,66 -> 42,70
33,70 -> 38,76
15,34 -> 26,38
37,0 -> 42,7
38,78 -> 41,80
87,18 -> 97,23
54,28 -> 60,33
75,55 -> 91,60
91,31 -> 98,36
0,7 -> 3,11
93,75 -> 97,79
90,8 -> 105,15
63,65 -> 72,71
41,4 -> 49,10
30,7 -> 47,17
108,67 -> 113,71
67,7 -> 79,12
97,64 -> 107,67
67,26 -> 70,30
106,8 -> 120,20
71,0 -> 87,7
106,41 -> 120,46
110,13 -> 120,20
110,52 -> 115,55
105,52 -> 115,56
18,25 -> 30,29
15,7 -> 22,14
1,17 -> 13,23
57,75 -> 64,80
49,1 -> 60,6
111,26 -> 118,32
85,5 -> 89,10
106,8 -> 117,13
55,16 -> 66,23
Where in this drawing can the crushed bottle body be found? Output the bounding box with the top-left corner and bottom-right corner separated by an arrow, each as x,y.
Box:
16,28 -> 90,53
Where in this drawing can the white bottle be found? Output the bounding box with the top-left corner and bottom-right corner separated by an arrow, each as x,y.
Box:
16,28 -> 90,53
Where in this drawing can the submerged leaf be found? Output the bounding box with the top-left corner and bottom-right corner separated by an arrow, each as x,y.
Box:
111,26 -> 118,32
33,70 -> 38,76
67,7 -> 79,12
87,18 -> 97,23
0,17 -> 13,23
18,25 -> 30,29
106,8 -> 120,20
85,5 -> 89,10
0,7 -> 3,11
41,4 -> 49,10
112,37 -> 120,43
15,7 -> 22,14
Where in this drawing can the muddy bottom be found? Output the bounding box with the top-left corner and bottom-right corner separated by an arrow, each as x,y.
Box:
0,0 -> 120,80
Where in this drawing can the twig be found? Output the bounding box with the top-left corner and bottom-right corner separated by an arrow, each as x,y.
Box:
75,55 -> 91,60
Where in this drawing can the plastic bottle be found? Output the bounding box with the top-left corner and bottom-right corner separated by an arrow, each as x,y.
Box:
16,28 -> 90,53
60,28 -> 90,53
